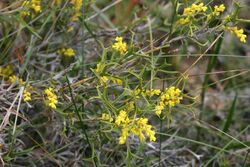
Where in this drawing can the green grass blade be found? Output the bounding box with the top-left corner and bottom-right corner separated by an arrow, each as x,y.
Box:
223,93 -> 237,133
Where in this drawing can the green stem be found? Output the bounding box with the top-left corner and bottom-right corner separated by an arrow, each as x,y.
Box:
236,18 -> 250,23
66,75 -> 99,167
197,33 -> 224,140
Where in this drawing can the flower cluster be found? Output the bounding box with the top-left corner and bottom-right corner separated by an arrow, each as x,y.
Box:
9,75 -> 26,86
176,17 -> 190,25
70,0 -> 83,22
177,3 -> 207,25
44,87 -> 58,109
0,66 -> 26,86
23,90 -> 32,102
115,110 -> 130,126
155,86 -> 183,116
115,110 -> 156,144
100,76 -> 109,85
133,88 -> 161,97
58,48 -> 75,57
21,0 -> 42,17
226,26 -> 247,43
95,63 -> 104,74
112,37 -> 127,55
207,4 -> 226,20
0,65 -> 13,78
99,75 -> 123,86
110,77 -> 123,85
131,118 -> 156,142
101,113 -> 113,122
7,74 -> 33,102
142,89 -> 161,97
182,3 -> 208,16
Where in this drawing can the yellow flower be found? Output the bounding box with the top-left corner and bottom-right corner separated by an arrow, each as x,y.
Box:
65,48 -> 75,57
21,0 -> 42,17
207,4 -> 225,20
58,48 -> 75,57
8,75 -> 26,86
0,65 -> 13,78
67,26 -> 74,32
183,3 -> 207,16
176,17 -> 190,25
95,63 -> 103,73
131,118 -> 156,142
111,77 -> 123,85
115,111 -> 156,144
21,0 -> 31,17
23,89 -> 31,102
125,101 -> 135,111
9,75 -> 18,83
215,4 -> 226,13
70,0 -> 83,22
115,110 -> 130,126
9,75 -> 26,85
112,37 -> 127,55
21,11 -> 31,17
44,87 -> 58,109
100,76 -> 109,85
155,86 -> 183,116
155,104 -> 164,116
32,4 -> 41,13
161,86 -> 183,107
101,113 -> 113,122
31,0 -> 42,12
133,89 -> 141,97
141,89 -> 161,97
119,127 -> 129,144
227,26 -> 247,43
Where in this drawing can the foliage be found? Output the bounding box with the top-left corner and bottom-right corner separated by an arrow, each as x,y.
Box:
0,0 -> 250,166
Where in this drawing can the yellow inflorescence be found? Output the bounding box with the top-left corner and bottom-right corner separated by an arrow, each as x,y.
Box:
176,17 -> 190,25
100,76 -> 109,85
8,75 -> 26,86
0,65 -> 13,78
155,86 -> 183,116
101,113 -> 113,122
131,118 -> 156,142
183,3 -> 207,16
155,104 -> 165,116
143,89 -> 161,97
44,87 -> 58,109
110,77 -> 123,86
177,3 -> 207,25
21,0 -> 42,17
115,110 -> 130,126
115,110 -> 156,144
207,4 -> 226,20
99,75 -> 123,85
133,88 -> 161,97
95,63 -> 103,74
58,48 -> 75,57
23,89 -> 32,102
70,0 -> 83,22
214,4 -> 226,15
9,75 -> 18,83
226,26 -> 247,43
112,37 -> 127,55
